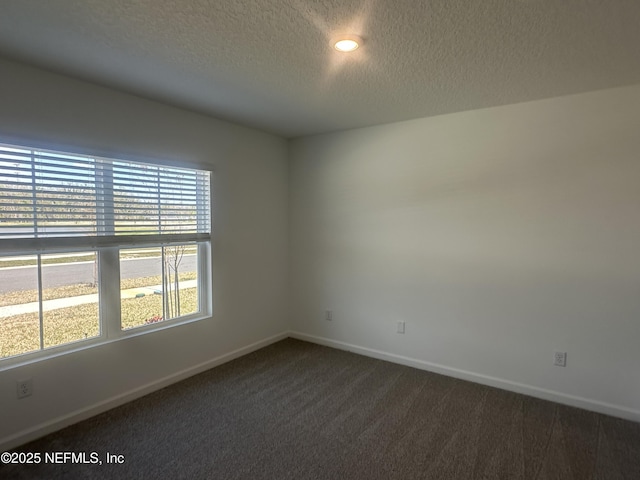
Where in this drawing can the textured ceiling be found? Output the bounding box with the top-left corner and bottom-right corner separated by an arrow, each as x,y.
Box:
1,0 -> 640,138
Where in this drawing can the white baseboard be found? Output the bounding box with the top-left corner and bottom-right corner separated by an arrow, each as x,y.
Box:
1,331 -> 289,452
5,329 -> 638,452
289,331 -> 640,424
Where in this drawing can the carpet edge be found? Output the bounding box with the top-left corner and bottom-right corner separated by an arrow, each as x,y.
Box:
289,331 -> 640,423
0,331 -> 290,452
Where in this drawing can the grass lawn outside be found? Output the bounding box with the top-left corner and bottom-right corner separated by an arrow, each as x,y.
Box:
0,273 -> 198,359
0,272 -> 197,307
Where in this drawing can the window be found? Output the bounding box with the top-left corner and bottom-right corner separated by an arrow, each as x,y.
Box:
0,141 -> 211,362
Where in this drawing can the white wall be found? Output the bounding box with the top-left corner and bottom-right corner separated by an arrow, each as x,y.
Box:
2,55 -> 639,450
289,85 -> 640,421
0,58 -> 289,448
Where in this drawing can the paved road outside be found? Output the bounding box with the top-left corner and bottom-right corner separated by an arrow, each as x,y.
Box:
0,255 -> 196,294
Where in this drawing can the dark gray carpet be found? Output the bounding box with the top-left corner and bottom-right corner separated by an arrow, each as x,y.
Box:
2,338 -> 639,479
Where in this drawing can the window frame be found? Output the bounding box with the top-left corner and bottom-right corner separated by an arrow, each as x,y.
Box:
0,140 -> 213,368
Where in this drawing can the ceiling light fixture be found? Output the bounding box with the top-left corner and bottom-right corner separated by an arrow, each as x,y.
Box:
333,34 -> 362,52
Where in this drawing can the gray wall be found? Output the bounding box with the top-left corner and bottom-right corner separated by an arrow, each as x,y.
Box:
0,58 -> 290,447
289,85 -> 640,421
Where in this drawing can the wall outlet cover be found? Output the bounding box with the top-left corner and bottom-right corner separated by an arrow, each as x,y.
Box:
554,351 -> 567,367
17,378 -> 33,399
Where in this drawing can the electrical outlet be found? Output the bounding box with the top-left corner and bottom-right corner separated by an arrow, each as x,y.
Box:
554,351 -> 567,367
325,310 -> 332,321
397,321 -> 405,334
17,378 -> 33,399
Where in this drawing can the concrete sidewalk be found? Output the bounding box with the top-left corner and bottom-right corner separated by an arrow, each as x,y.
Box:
0,280 -> 197,318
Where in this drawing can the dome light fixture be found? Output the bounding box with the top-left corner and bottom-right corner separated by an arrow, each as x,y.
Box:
333,34 -> 362,52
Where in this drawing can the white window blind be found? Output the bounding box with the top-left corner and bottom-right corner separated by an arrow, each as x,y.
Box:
0,142 -> 211,252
